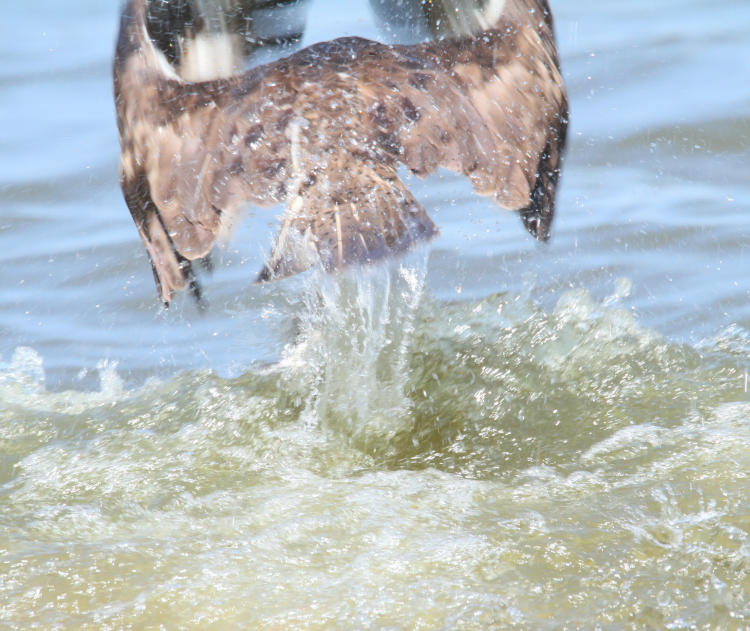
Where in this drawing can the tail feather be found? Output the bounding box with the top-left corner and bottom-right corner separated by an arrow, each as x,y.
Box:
257,161 -> 438,282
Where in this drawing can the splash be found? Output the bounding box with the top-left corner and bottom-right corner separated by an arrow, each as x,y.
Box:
277,253 -> 429,451
2,280 -> 749,629
0,347 -> 124,416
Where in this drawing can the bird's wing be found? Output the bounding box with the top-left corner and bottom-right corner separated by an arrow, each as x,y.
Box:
354,23 -> 568,237
247,25 -> 567,280
116,2 -> 566,304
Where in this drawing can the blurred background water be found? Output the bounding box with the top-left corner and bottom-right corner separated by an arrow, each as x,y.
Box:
1,0 -> 749,628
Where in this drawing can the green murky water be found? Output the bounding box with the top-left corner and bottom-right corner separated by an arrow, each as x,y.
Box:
2,267 -> 749,628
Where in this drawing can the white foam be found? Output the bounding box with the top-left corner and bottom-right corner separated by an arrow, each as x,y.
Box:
580,423 -> 666,463
0,347 -> 127,414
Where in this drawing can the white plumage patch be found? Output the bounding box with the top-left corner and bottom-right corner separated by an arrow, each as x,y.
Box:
476,0 -> 507,30
179,32 -> 244,81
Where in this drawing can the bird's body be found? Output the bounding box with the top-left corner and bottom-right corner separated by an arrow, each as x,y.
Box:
114,0 -> 567,305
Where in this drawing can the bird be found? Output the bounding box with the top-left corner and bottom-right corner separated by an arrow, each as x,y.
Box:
114,0 -> 568,307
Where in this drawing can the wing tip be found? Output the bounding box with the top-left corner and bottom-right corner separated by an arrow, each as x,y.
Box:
153,256 -> 207,311
519,204 -> 553,242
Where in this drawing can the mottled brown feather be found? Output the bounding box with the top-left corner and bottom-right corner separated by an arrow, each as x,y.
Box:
114,0 -> 567,305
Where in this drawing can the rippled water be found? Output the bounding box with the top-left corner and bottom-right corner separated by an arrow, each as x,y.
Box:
1,0 -> 750,628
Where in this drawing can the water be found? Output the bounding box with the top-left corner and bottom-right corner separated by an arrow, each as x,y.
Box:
1,0 -> 750,628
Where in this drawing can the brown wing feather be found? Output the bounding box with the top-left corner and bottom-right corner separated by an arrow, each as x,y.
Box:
115,0 -> 567,304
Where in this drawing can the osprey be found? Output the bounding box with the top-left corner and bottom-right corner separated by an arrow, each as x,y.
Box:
114,0 -> 568,306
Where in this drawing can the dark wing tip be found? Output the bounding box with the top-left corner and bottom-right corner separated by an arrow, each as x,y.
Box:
255,264 -> 273,284
519,203 -> 553,242
156,257 -> 207,310
518,114 -> 568,242
122,170 -> 210,309
181,256 -> 208,311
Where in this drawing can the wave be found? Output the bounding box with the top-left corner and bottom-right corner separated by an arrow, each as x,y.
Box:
2,271 -> 746,473
1,272 -> 749,628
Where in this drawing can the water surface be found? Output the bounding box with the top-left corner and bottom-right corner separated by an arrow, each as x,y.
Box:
1,0 -> 749,628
